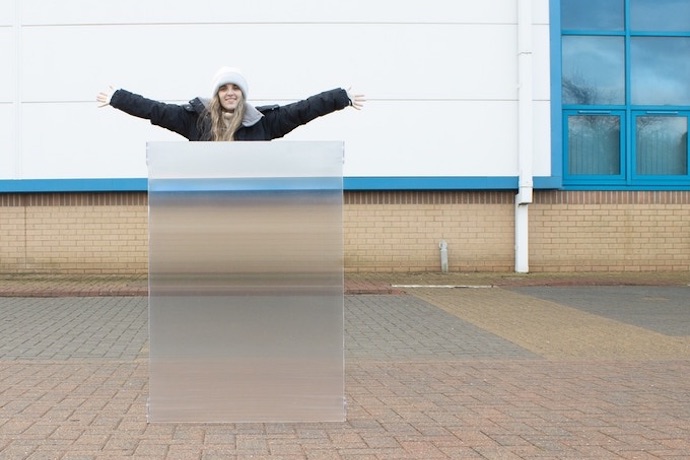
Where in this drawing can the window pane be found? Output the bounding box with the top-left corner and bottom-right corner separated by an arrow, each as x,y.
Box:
636,116 -> 688,175
562,36 -> 625,105
631,37 -> 690,105
562,0 -> 623,30
631,0 -> 690,32
568,115 -> 621,175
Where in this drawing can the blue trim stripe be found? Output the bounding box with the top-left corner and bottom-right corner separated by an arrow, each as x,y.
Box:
3,176 -> 688,193
0,176 -> 564,193
0,178 -> 148,192
149,177 -> 342,192
346,177 -> 519,190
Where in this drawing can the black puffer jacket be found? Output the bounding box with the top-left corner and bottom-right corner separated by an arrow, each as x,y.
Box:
109,88 -> 351,141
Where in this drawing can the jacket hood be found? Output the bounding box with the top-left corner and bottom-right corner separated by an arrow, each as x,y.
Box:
194,97 -> 263,127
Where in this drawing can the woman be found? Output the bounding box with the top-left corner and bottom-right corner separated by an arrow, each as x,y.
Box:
96,67 -> 365,141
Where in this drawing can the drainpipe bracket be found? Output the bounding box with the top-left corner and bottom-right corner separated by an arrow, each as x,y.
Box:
516,186 -> 533,205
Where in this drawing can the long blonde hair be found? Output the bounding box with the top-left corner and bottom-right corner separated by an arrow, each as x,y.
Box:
208,95 -> 246,141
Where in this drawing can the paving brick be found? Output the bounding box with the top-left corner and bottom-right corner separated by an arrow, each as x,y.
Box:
1,277 -> 689,459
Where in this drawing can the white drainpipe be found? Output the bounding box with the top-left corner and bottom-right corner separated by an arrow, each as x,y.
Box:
515,0 -> 533,273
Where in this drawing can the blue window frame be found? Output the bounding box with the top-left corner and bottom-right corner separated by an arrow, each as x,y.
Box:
560,0 -> 690,189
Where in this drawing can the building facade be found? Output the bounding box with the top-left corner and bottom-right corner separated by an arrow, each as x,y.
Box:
1,0 -> 689,274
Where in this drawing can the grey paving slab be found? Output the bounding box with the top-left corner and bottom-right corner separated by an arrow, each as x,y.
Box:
509,286 -> 690,336
345,295 -> 540,361
0,297 -> 148,361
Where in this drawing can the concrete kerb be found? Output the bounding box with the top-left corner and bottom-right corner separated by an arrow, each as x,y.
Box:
1,271 -> 689,297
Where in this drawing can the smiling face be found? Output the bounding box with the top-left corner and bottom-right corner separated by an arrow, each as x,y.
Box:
217,83 -> 243,112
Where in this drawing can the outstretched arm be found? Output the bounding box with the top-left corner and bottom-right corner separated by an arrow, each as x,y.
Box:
263,87 -> 365,139
96,87 -> 196,139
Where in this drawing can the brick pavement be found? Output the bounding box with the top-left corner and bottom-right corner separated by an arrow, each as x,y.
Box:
0,275 -> 689,459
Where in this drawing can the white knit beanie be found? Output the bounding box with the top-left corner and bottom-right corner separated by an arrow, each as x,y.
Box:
210,67 -> 249,98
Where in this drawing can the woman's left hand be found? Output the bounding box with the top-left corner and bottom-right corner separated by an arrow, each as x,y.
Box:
346,87 -> 366,110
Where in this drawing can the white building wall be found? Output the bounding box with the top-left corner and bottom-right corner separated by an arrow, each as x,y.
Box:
0,0 -> 15,179
2,0 -> 552,182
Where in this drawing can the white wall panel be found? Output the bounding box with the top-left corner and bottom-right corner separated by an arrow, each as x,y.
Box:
0,0 -> 13,25
0,28 -> 14,102
21,0 -> 517,25
283,101 -> 519,177
20,103 -> 179,179
533,24 -> 552,101
533,0 -> 550,24
0,105 -> 15,179
249,24 -> 518,102
21,24 -> 518,103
